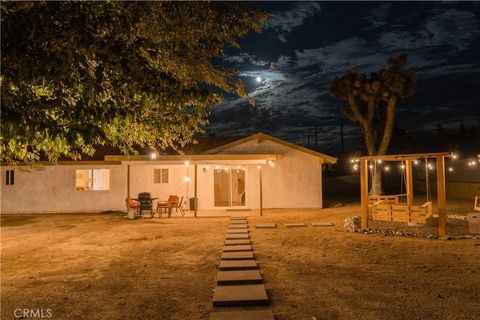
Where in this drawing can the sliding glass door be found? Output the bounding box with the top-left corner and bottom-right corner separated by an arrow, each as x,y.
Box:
214,169 -> 246,207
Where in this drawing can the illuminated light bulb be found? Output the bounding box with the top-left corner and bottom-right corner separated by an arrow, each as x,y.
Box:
377,160 -> 383,164
150,152 -> 157,159
369,164 -> 374,169
384,166 -> 390,172
400,164 -> 405,170
452,154 -> 457,160
237,165 -> 241,169
350,159 -> 355,163
242,167 -> 246,171
448,167 -> 453,172
224,167 -> 229,171
215,165 -> 220,170
257,165 -> 261,169
184,160 -> 190,166
184,176 -> 190,182
205,164 -> 210,170
353,164 -> 358,171
413,160 -> 419,165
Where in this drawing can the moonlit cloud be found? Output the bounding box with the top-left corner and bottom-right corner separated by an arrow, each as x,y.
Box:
211,2 -> 480,152
265,2 -> 321,43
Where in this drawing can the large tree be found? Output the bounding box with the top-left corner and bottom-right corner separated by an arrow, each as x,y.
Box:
1,2 -> 269,164
331,54 -> 417,194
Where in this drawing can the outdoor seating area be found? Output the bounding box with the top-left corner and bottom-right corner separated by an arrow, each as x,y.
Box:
127,193 -> 186,218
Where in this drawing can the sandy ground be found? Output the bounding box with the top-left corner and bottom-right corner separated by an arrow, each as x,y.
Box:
1,202 -> 480,320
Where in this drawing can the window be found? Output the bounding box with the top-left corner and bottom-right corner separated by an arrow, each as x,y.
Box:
5,170 -> 15,186
153,168 -> 169,184
75,169 -> 110,191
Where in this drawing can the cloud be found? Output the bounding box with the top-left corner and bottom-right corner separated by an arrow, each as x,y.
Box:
265,2 -> 321,43
223,53 -> 270,66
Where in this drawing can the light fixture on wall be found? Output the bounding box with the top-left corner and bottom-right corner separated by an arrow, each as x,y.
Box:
184,160 -> 190,166
184,176 -> 190,182
150,152 -> 157,159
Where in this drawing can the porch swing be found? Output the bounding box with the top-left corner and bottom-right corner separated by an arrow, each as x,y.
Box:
369,159 -> 433,224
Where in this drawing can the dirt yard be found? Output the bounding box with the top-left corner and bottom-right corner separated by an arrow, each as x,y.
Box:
2,202 -> 479,320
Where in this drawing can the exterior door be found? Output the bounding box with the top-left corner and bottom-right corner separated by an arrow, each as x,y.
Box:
214,169 -> 246,207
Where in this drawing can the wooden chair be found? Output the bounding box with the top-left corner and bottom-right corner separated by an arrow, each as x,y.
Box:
138,192 -> 154,218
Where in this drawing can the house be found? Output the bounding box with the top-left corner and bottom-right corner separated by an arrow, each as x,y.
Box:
0,133 -> 336,215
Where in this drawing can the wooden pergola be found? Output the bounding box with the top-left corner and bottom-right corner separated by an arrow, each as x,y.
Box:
359,152 -> 453,236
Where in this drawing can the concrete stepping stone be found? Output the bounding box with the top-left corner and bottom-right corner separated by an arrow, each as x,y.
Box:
209,310 -> 274,320
230,220 -> 248,224
212,284 -> 269,306
224,239 -> 251,246
285,223 -> 306,227
219,260 -> 258,270
226,234 -> 249,240
230,216 -> 246,220
222,245 -> 252,252
312,221 -> 334,227
227,229 -> 249,234
217,270 -> 263,285
230,218 -> 247,222
228,224 -> 248,229
255,223 -> 277,228
221,251 -> 254,260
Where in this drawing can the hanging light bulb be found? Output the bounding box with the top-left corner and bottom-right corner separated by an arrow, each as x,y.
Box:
353,164 -> 359,171
400,164 -> 405,170
242,166 -> 246,171
384,166 -> 390,172
150,152 -> 157,159
413,160 -> 419,165
452,153 -> 458,160
377,160 -> 383,164
369,164 -> 374,169
184,160 -> 190,166
205,164 -> 210,170
448,167 -> 454,172
257,164 -> 261,169
215,165 -> 220,170
269,161 -> 275,167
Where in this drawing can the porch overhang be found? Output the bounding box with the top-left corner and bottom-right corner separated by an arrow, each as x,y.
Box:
105,153 -> 281,165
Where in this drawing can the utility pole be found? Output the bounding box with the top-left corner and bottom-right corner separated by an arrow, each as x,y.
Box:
314,125 -> 318,151
307,132 -> 310,149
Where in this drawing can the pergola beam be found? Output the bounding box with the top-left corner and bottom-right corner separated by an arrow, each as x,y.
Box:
360,152 -> 452,161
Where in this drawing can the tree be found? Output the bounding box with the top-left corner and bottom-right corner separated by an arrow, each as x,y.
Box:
1,2 -> 269,165
330,54 -> 417,194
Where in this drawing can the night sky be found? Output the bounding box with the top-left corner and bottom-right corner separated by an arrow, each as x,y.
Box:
207,1 -> 480,154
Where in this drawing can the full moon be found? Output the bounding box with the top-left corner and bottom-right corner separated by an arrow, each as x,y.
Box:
256,76 -> 262,82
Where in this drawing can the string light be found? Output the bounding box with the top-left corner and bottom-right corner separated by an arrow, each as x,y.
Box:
269,162 -> 275,167
184,176 -> 190,182
353,164 -> 358,171
400,164 -> 405,170
384,166 -> 390,172
377,160 -> 383,164
150,152 -> 157,159
215,165 -> 220,170
448,167 -> 454,172
452,153 -> 458,160
257,164 -> 261,169
205,164 -> 210,170
413,160 -> 419,165
184,160 -> 190,166
369,164 -> 374,169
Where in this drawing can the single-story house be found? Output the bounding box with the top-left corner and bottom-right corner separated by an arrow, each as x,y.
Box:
1,133 -> 336,215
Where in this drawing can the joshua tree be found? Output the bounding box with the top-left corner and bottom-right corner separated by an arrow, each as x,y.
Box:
331,54 -> 417,194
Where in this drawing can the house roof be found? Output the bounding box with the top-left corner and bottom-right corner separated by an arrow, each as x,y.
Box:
203,132 -> 337,164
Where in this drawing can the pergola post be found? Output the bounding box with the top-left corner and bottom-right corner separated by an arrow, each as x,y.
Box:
194,164 -> 198,218
405,160 -> 414,205
436,155 -> 447,236
259,166 -> 263,216
126,164 -> 131,213
360,159 -> 369,230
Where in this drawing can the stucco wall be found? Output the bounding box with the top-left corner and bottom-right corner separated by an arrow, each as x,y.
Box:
1,165 -> 127,213
214,139 -> 324,209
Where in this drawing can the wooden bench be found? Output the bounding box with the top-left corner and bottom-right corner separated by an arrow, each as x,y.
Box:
368,194 -> 406,206
474,196 -> 480,212
372,201 -> 433,224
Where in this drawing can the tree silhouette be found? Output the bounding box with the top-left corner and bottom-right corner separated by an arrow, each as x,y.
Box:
331,54 -> 417,194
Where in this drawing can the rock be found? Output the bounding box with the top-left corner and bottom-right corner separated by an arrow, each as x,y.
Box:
329,202 -> 344,208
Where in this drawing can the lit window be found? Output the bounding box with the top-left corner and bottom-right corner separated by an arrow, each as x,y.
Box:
5,170 -> 15,186
153,168 -> 169,184
76,169 -> 110,191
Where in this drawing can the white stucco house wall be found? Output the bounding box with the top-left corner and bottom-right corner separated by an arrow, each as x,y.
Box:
1,133 -> 336,215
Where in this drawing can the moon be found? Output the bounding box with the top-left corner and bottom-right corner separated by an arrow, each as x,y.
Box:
256,76 -> 262,82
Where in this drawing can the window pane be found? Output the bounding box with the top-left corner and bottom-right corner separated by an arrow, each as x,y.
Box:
161,169 -> 169,183
214,170 -> 231,207
76,169 -> 109,190
153,169 -> 161,184
6,170 -> 10,185
231,170 -> 246,206
10,170 -> 14,185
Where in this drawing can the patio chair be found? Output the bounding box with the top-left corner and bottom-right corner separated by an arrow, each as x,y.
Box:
125,198 -> 140,217
171,196 -> 186,217
157,195 -> 184,218
138,192 -> 154,218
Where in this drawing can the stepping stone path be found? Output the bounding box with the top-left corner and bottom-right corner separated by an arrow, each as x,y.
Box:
312,221 -> 334,227
285,223 -> 306,227
224,239 -> 251,246
226,229 -> 249,234
225,234 -> 250,240
209,310 -> 274,320
255,223 -> 277,228
228,224 -> 248,229
210,217 -> 273,318
222,245 -> 252,252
